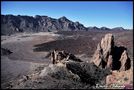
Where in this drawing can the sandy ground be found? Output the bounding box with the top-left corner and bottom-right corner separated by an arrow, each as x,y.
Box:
1,32 -> 59,62
1,56 -> 46,84
1,32 -> 61,85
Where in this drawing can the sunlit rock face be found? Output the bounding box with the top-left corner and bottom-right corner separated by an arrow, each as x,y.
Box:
91,33 -> 131,71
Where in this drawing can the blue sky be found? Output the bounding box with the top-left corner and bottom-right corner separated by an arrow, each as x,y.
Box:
1,1 -> 133,29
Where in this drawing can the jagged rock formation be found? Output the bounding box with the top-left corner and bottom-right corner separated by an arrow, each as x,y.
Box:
44,50 -> 111,85
1,14 -> 126,35
91,33 -> 131,71
119,50 -> 131,71
91,34 -> 114,68
1,15 -> 87,35
49,50 -> 82,64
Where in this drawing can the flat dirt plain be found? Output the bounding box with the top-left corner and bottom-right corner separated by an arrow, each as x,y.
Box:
1,30 -> 133,88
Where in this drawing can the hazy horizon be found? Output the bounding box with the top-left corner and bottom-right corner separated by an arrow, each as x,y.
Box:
1,1 -> 133,29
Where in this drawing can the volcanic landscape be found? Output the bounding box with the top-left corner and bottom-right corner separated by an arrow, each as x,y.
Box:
1,15 -> 133,89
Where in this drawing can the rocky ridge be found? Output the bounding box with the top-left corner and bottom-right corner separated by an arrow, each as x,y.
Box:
1,15 -> 126,35
1,15 -> 86,35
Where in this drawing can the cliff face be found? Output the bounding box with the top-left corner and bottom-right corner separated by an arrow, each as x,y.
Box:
1,15 -> 87,35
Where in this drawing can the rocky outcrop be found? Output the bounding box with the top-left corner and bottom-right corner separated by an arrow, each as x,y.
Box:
119,50 -> 131,71
90,33 -> 132,89
91,33 -> 131,71
45,33 -> 131,86
45,50 -> 111,85
49,50 -> 83,64
91,34 -> 114,69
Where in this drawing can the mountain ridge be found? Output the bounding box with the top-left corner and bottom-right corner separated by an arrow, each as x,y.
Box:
1,14 -> 127,35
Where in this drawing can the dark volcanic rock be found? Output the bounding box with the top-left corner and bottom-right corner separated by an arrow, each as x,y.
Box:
66,62 -> 111,85
1,14 -> 128,35
1,15 -> 39,35
1,48 -> 12,56
1,15 -> 87,35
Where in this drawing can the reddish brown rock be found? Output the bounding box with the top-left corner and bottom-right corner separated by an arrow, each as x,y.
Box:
92,34 -> 114,69
91,33 -> 131,71
106,69 -> 133,89
119,50 -> 131,71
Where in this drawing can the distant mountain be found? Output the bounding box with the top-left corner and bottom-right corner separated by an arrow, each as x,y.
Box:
100,27 -> 110,30
111,27 -> 125,31
1,14 -> 127,35
1,15 -> 86,35
87,26 -> 111,30
87,26 -> 100,30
